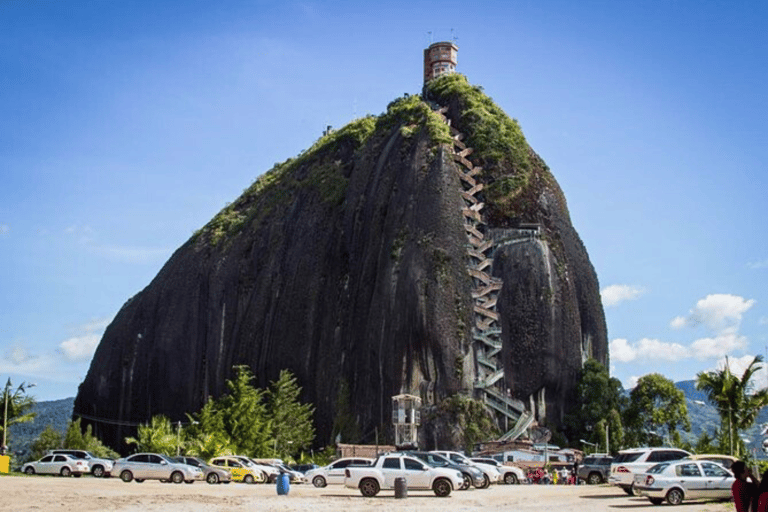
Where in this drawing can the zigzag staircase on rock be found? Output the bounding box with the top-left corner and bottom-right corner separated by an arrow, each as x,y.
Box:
432,104 -> 533,440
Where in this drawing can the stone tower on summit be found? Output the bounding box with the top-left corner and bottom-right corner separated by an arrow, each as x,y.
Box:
423,41 -> 458,83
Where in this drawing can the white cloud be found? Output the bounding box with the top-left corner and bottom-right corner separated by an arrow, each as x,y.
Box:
59,334 -> 101,361
601,284 -> 646,307
610,337 -> 688,363
691,332 -> 748,360
625,376 -> 640,390
670,316 -> 687,329
58,317 -> 111,361
748,259 -> 768,270
687,294 -> 755,331
610,338 -> 636,362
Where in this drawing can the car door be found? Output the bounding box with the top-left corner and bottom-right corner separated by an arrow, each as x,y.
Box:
403,457 -> 431,489
380,457 -> 402,488
675,462 -> 705,499
327,459 -> 351,484
36,455 -> 55,475
227,459 -> 247,481
701,462 -> 733,499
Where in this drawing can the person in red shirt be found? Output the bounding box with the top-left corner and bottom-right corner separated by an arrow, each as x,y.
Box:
755,469 -> 768,512
732,460 -> 760,512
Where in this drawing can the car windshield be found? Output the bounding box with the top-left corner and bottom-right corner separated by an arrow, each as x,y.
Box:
158,454 -> 175,464
647,463 -> 670,474
416,453 -> 448,466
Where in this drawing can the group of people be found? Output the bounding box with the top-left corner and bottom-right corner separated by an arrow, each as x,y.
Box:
732,460 -> 768,512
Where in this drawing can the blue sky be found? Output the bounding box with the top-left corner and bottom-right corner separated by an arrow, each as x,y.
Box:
1,0 -> 766,401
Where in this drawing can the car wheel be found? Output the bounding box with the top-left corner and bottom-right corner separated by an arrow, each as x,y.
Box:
504,472 -> 518,485
432,478 -> 452,497
649,497 -> 664,505
73,473 -> 82,478
587,472 -> 603,485
477,473 -> 490,489
359,478 -> 380,497
135,479 -> 145,483
171,471 -> 184,484
92,465 -> 105,478
244,474 -> 255,484
206,472 -> 219,484
666,488 -> 684,505
460,473 -> 471,490
120,470 -> 133,483
24,466 -> 35,475
185,480 -> 194,484
312,476 -> 327,488
60,467 -> 72,477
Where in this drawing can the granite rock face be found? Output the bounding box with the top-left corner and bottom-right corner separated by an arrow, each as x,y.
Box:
74,76 -> 607,451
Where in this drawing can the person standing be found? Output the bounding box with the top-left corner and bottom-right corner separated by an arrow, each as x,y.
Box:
732,460 -> 760,512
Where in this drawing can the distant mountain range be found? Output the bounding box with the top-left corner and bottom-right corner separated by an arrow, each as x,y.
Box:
6,381 -> 768,460
7,397 -> 73,461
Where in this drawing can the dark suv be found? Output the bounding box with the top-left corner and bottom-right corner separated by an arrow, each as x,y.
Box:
578,454 -> 613,484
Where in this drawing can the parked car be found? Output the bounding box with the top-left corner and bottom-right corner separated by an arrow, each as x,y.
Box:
305,457 -> 374,488
209,456 -> 264,483
22,454 -> 89,477
290,463 -> 319,474
242,457 -> 280,483
404,451 -> 485,490
431,451 -> 500,488
49,449 -> 113,478
685,454 -> 737,470
112,453 -> 203,483
470,457 -> 526,485
577,454 -> 613,485
344,453 -> 464,497
172,456 -> 232,484
609,447 -> 691,495
633,459 -> 734,505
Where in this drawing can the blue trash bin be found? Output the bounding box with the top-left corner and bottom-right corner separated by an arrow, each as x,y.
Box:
277,472 -> 290,495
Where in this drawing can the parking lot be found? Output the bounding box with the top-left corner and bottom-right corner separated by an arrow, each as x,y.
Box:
0,476 -> 734,511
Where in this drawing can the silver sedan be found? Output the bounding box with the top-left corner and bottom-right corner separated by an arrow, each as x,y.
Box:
633,460 -> 734,505
112,453 -> 203,483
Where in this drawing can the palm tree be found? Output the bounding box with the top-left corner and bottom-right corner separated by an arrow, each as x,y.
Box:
696,355 -> 768,457
125,415 -> 178,455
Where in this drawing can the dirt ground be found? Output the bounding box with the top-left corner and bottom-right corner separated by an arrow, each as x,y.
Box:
0,476 -> 736,512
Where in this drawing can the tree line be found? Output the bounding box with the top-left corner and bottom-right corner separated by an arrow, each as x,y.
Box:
564,356 -> 768,458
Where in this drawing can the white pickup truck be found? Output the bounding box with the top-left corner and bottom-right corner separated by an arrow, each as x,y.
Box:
344,453 -> 464,497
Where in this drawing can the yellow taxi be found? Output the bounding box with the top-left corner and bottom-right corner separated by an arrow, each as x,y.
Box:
209,456 -> 264,483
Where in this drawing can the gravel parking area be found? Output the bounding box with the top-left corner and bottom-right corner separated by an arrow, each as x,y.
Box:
0,476 -> 734,512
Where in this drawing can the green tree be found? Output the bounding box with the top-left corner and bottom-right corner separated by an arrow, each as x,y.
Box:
64,418 -> 119,459
623,373 -> 690,447
563,359 -> 626,452
193,366 -> 271,456
125,415 -> 177,455
30,425 -> 62,460
184,430 -> 234,461
1,379 -> 36,448
266,370 -> 315,458
696,355 -> 768,457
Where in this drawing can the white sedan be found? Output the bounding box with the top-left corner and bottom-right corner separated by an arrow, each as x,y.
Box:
22,454 -> 89,477
633,459 -> 734,505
